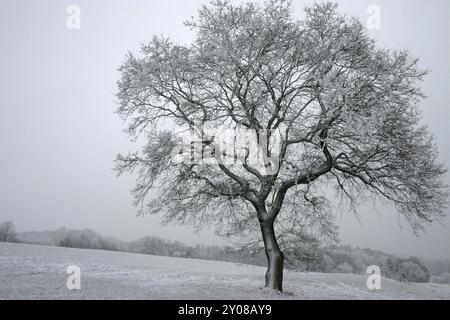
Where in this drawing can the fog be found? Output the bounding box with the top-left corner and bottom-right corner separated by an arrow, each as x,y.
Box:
0,0 -> 449,259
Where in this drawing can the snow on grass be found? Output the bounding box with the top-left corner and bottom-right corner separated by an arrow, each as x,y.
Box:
1,243 -> 449,300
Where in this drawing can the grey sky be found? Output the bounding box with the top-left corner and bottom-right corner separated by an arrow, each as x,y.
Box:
0,0 -> 449,259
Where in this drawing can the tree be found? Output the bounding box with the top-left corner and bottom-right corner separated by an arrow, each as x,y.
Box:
386,257 -> 430,283
115,0 -> 448,291
0,221 -> 17,243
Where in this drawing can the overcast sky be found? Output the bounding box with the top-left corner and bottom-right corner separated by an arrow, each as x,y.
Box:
0,0 -> 449,259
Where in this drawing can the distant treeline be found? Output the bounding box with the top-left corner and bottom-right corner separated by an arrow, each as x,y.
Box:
10,225 -> 449,284
288,243 -> 432,283
16,228 -> 262,264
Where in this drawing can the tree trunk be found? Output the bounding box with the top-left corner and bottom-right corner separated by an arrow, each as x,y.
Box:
260,219 -> 284,291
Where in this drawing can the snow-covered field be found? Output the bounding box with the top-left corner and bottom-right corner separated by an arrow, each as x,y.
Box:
1,243 -> 449,300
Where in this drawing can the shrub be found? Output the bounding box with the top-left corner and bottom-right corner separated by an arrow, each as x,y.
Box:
386,257 -> 430,283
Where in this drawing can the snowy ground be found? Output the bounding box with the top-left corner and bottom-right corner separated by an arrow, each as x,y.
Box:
1,243 -> 449,300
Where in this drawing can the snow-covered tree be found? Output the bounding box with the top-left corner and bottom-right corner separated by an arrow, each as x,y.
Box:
115,1 -> 448,291
0,221 -> 17,243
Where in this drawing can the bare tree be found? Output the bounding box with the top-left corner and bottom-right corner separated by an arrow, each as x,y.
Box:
115,1 -> 448,291
0,221 -> 17,243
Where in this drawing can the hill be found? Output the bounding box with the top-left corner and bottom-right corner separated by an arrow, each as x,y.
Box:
1,243 -> 449,300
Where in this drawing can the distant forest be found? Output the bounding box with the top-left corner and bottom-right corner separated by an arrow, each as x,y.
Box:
3,222 -> 450,284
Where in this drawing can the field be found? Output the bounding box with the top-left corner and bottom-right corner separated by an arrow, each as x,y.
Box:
1,243 -> 449,300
